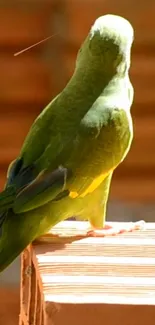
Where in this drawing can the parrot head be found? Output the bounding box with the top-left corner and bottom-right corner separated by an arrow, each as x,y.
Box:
76,14 -> 134,76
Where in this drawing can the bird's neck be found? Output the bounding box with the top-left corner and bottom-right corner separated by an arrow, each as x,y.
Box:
56,66 -> 113,120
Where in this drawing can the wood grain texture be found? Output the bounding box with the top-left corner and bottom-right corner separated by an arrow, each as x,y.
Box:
20,221 -> 155,325
0,1 -> 154,202
36,221 -> 155,304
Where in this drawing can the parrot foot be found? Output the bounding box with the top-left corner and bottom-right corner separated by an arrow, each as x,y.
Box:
87,220 -> 146,237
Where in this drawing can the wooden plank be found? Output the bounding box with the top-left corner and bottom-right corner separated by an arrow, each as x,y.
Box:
0,54 -> 51,103
20,221 -> 155,325
63,0 -> 155,46
0,7 -> 53,47
0,111 -> 43,147
20,246 -> 44,325
0,112 -> 37,144
131,55 -> 155,77
111,177 -> 155,202
0,102 -> 47,114
132,104 -> 155,118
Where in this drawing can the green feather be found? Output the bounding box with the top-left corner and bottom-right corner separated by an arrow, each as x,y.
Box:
0,14 -> 134,272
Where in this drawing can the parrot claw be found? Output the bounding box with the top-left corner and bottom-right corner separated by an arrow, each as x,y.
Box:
87,220 -> 146,237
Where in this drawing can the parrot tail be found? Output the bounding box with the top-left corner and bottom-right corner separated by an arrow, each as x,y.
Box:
0,186 -> 16,212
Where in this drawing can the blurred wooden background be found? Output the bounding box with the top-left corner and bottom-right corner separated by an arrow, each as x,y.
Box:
0,0 -> 155,202
0,3 -> 155,324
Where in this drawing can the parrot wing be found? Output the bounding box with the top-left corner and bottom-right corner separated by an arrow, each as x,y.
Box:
14,97 -> 113,212
13,166 -> 72,214
0,157 -> 72,233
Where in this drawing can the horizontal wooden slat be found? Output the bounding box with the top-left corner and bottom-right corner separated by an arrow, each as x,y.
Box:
0,113 -> 37,147
132,104 -> 155,118
0,103 -> 47,114
0,54 -> 51,103
111,178 -> 155,202
119,152 -> 155,170
19,222 -> 155,325
34,221 -> 155,306
0,7 -> 53,47
131,56 -> 155,77
64,0 -> 155,47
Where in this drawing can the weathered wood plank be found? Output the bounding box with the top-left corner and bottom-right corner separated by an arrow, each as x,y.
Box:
20,221 -> 155,325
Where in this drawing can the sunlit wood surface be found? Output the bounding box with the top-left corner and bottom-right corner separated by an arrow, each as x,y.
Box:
20,221 -> 155,325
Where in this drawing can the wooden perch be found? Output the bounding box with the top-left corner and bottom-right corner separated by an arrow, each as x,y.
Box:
19,221 -> 155,325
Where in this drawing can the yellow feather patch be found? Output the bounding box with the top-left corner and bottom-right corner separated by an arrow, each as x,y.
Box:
69,191 -> 79,198
69,173 -> 108,199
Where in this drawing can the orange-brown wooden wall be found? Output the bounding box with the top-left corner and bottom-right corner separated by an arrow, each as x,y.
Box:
1,0 -> 155,202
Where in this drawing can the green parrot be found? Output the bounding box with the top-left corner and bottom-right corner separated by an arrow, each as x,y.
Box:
0,14 -> 142,272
